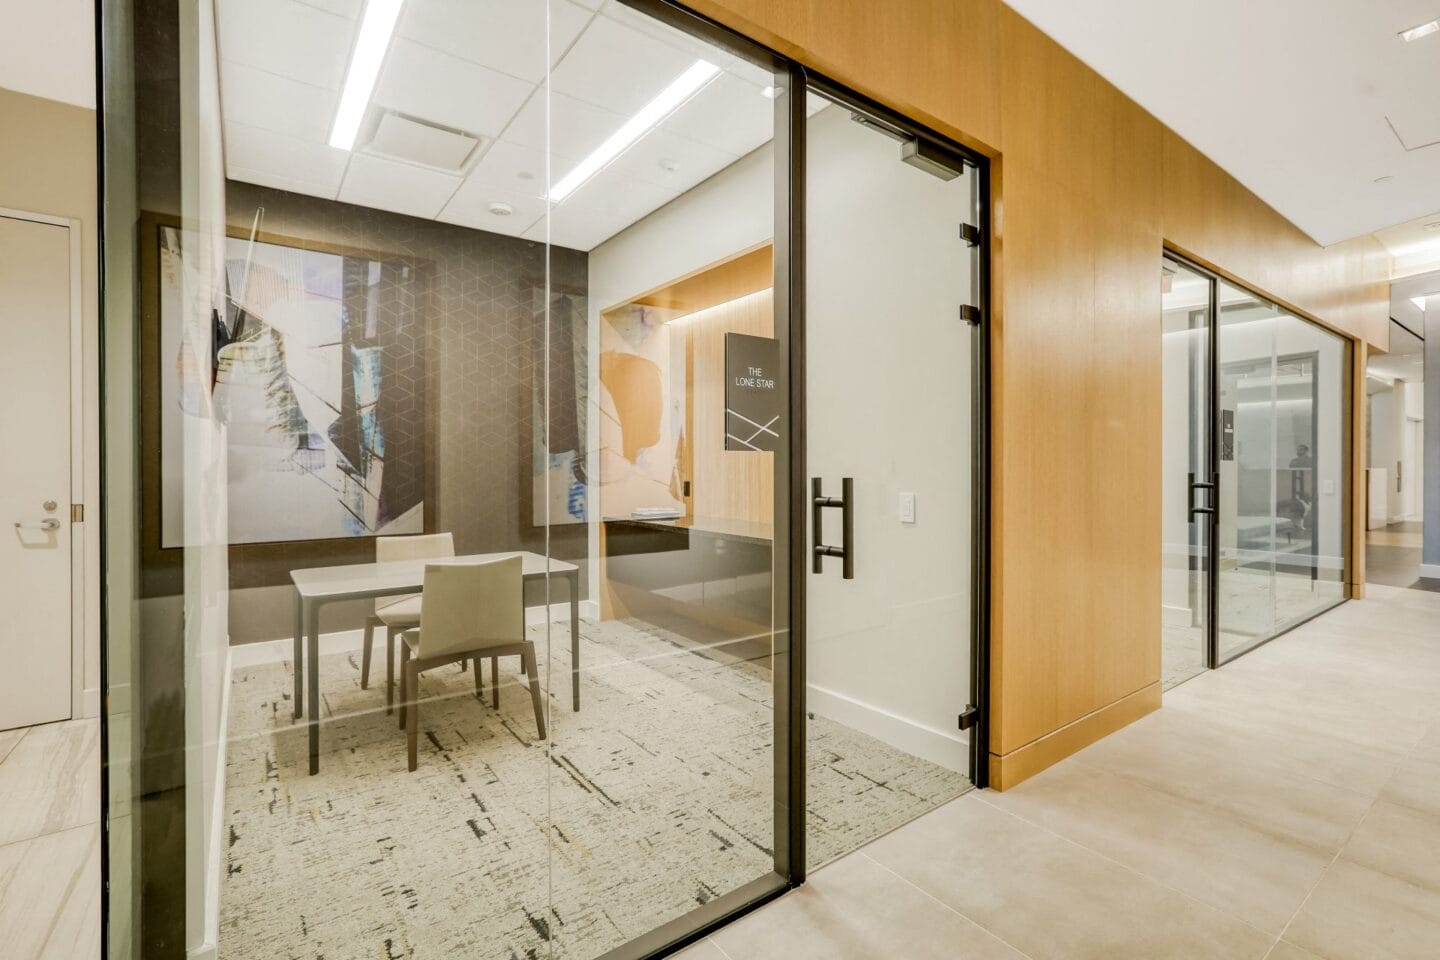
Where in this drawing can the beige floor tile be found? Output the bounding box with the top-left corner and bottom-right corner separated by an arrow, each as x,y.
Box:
865,795 -> 1274,960
983,761 -> 1333,933
1379,755 -> 1440,819
672,938 -> 729,960
0,719 -> 99,846
1286,859 -> 1440,960
0,729 -> 25,765
0,822 -> 101,960
710,849 -> 1028,960
1338,801 -> 1440,892
1067,710 -> 1375,849
1266,941 -> 1325,960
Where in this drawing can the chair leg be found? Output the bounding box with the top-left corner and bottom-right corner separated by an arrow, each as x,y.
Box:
385,627 -> 398,714
473,654 -> 484,699
406,660 -> 419,772
360,617 -> 376,689
522,644 -> 545,740
397,643 -> 410,730
491,655 -> 500,709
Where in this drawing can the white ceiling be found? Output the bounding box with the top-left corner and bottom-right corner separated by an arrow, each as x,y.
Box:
215,0 -> 783,251
0,0 -> 95,108
1003,0 -> 1440,248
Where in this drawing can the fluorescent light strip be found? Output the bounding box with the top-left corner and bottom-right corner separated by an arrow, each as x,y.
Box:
549,59 -> 720,203
1399,18 -> 1440,42
328,0 -> 405,150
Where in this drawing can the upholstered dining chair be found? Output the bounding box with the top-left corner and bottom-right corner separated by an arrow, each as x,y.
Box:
361,532 -> 454,713
396,556 -> 546,771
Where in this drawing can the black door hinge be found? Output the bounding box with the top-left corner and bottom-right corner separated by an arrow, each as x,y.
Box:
959,223 -> 982,247
958,304 -> 981,325
958,705 -> 980,731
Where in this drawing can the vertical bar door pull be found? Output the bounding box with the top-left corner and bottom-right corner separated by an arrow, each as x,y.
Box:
812,477 -> 854,579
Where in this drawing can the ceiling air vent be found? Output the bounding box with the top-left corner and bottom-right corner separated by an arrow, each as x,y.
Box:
366,111 -> 480,172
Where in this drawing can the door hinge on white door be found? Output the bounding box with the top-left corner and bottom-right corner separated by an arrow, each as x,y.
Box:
958,705 -> 979,730
959,223 -> 982,247
71,503 -> 84,523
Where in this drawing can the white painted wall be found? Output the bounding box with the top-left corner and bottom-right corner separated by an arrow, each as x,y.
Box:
0,0 -> 96,108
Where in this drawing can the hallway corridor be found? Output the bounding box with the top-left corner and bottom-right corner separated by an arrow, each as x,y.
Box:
682,582 -> 1440,960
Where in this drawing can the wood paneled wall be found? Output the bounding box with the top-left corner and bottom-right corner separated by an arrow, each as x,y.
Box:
687,0 -> 1391,787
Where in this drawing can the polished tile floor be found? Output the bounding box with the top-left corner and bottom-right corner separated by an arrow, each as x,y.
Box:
682,582 -> 1440,960
0,717 -> 101,959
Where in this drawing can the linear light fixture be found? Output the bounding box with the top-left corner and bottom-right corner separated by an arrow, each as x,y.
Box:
548,59 -> 720,203
1399,17 -> 1440,42
329,0 -> 405,150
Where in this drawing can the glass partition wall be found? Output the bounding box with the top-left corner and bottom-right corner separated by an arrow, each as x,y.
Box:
99,2 -> 987,957
1160,254 -> 1350,685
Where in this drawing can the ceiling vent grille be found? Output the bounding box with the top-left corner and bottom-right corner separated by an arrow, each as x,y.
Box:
366,111 -> 481,172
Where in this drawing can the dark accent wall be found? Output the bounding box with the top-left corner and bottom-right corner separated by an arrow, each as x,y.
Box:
224,181 -> 590,642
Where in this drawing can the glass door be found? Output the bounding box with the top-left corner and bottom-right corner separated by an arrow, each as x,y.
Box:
803,87 -> 983,869
1161,258 -> 1216,687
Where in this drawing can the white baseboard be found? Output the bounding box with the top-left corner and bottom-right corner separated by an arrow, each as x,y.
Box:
807,682 -> 968,775
1420,563 -> 1440,579
230,599 -> 600,668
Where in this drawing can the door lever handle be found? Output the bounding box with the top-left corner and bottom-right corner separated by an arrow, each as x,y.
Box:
14,519 -> 61,531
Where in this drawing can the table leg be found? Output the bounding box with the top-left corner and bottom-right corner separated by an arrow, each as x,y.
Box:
307,600 -> 321,776
570,571 -> 580,711
292,592 -> 304,720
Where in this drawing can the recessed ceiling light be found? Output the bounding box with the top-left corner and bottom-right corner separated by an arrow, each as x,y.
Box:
488,202 -> 514,217
549,60 -> 720,203
329,0 -> 406,150
1399,17 -> 1440,42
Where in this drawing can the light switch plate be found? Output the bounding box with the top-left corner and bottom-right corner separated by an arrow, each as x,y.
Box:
899,492 -> 916,524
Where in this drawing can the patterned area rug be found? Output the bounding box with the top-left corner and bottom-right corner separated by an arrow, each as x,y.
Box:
220,617 -> 968,959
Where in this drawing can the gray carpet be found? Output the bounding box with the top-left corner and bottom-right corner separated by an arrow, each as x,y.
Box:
220,617 -> 968,959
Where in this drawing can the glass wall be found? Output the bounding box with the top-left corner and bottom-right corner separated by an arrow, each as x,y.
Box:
1216,282 -> 1350,660
1160,258 -> 1213,688
103,1 -> 791,957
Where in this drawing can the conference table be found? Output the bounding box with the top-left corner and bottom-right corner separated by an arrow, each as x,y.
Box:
290,551 -> 581,775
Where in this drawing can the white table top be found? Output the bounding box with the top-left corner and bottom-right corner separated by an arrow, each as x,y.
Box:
291,550 -> 578,601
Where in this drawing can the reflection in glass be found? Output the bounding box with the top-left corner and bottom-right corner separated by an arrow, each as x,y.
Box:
1160,258 -> 1212,688
1217,283 -> 1348,660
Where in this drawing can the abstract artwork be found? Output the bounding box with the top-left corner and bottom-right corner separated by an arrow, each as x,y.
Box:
159,225 -> 427,547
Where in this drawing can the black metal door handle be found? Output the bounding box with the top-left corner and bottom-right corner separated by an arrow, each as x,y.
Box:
812,477 -> 854,579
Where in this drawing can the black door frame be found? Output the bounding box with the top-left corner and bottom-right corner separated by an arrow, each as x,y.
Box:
1163,249 -> 1352,680
615,2 -> 992,957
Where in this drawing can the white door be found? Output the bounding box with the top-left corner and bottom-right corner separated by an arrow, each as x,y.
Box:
0,214 -> 73,731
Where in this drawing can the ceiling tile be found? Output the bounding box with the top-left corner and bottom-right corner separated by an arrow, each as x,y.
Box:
657,69 -> 773,159
503,90 -> 623,162
439,178 -> 547,236
597,126 -> 737,194
397,0 -> 592,84
215,0 -> 354,91
225,121 -> 350,196
220,60 -> 337,142
294,0 -> 361,18
599,1 -> 739,72
549,11 -> 698,115
541,162 -> 678,250
337,152 -> 463,218
468,139 -> 567,191
374,37 -> 535,137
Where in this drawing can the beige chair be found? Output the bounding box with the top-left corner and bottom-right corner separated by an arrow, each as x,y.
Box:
396,556 -> 545,771
361,532 -> 454,713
